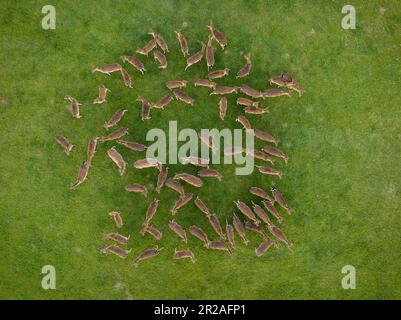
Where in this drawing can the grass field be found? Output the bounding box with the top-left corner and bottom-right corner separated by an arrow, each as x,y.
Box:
0,0 -> 400,299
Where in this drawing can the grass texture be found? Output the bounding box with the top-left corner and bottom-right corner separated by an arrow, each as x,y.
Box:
0,0 -> 400,299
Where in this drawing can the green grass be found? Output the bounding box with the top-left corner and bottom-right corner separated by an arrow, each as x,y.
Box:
0,0 -> 401,299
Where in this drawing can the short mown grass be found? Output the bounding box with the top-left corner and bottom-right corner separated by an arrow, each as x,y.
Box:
0,0 -> 400,299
